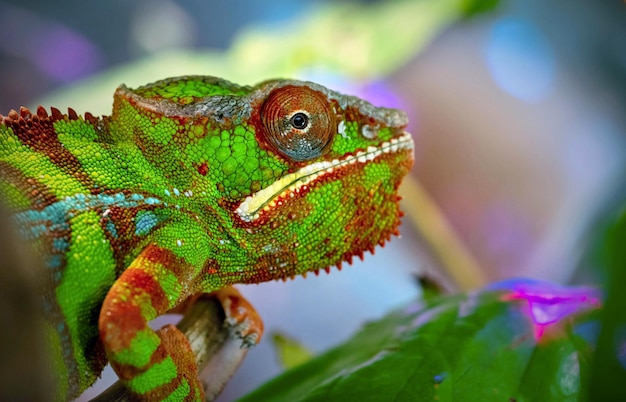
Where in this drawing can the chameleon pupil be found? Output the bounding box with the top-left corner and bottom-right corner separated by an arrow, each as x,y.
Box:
290,113 -> 308,130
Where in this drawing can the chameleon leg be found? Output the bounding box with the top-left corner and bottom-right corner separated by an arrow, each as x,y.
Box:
174,288 -> 264,400
98,244 -> 204,401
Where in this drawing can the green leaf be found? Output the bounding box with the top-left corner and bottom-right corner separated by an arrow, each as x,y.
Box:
589,208 -> 626,400
239,281 -> 600,402
271,332 -> 314,370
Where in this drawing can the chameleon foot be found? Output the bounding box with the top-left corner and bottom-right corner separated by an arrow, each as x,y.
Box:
213,286 -> 264,348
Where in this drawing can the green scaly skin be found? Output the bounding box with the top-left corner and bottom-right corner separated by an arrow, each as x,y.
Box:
0,76 -> 414,401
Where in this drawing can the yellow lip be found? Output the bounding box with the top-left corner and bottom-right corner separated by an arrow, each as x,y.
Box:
235,132 -> 414,223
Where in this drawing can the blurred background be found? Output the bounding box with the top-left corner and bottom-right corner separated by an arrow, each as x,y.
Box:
0,0 -> 624,400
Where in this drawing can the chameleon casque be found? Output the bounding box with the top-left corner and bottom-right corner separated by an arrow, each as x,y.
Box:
0,76 -> 414,401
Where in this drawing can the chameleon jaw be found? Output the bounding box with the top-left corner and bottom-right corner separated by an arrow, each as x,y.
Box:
235,132 -> 414,223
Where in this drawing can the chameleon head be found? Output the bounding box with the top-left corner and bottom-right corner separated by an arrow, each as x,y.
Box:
117,76 -> 414,282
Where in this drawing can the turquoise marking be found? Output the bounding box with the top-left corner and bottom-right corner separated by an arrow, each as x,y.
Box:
13,192 -> 165,287
46,254 -> 63,269
29,224 -> 48,238
52,237 -> 69,252
15,192 -> 164,240
105,219 -> 118,239
135,210 -> 159,236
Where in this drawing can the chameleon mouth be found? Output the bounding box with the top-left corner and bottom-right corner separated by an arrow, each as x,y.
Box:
235,132 -> 414,223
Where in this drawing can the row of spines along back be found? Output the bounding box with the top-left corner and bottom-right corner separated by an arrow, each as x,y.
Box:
1,106 -> 100,126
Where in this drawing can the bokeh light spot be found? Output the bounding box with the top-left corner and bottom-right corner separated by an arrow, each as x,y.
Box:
35,27 -> 102,82
485,18 -> 555,102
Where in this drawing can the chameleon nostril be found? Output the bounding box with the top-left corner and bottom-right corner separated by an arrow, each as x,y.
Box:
361,124 -> 379,139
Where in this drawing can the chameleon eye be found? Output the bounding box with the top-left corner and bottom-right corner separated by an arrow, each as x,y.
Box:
261,86 -> 335,162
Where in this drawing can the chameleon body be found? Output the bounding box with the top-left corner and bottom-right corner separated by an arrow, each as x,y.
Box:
0,76 -> 414,401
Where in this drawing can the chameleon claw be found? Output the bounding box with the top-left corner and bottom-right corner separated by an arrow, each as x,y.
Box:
238,331 -> 260,349
223,314 -> 260,349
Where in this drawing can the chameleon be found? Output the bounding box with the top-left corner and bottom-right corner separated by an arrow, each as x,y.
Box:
0,75 -> 414,401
